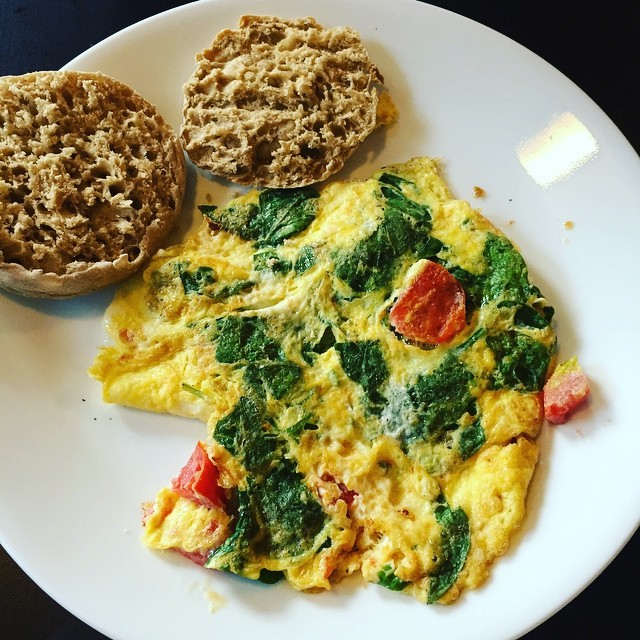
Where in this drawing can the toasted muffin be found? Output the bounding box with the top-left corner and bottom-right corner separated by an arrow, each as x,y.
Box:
180,15 -> 395,188
0,70 -> 186,298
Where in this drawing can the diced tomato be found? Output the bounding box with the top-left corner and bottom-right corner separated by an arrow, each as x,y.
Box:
543,357 -> 590,424
175,549 -> 209,566
336,481 -> 357,506
320,473 -> 358,506
389,260 -> 466,344
171,442 -> 226,509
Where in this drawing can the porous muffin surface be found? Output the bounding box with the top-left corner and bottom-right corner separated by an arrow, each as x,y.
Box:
181,15 -> 392,188
0,70 -> 186,297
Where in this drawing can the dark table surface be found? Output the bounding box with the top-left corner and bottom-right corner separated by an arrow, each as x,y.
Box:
1,1 -> 638,639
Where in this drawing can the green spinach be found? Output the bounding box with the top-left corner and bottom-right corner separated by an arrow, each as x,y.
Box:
252,187 -> 319,247
213,396 -> 280,472
487,330 -> 552,392
175,263 -> 253,300
205,488 -> 256,573
178,265 -> 216,295
481,233 -> 531,305
406,355 -> 474,442
199,187 -> 318,247
206,280 -> 255,301
253,249 -> 292,274
335,340 -> 389,396
252,459 -> 328,557
206,425 -> 328,574
199,203 -> 259,241
206,463 -> 328,573
302,325 -> 336,364
244,361 -> 302,400
378,173 -> 432,224
458,419 -> 485,460
215,315 -> 302,400
513,303 -> 551,329
334,174 -> 436,292
294,245 -> 316,274
286,413 -> 318,440
215,315 -> 280,364
377,564 -> 409,592
427,496 -> 470,603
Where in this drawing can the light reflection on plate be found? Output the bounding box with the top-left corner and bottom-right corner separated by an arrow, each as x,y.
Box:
517,112 -> 599,187
1,1 -> 639,639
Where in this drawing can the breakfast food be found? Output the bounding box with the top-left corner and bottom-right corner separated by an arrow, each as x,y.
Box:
543,356 -> 590,424
91,157 -> 557,604
0,70 -> 186,298
180,15 -> 396,189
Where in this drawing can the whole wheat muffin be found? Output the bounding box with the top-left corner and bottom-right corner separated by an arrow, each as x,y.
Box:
180,15 -> 396,188
0,70 -> 186,298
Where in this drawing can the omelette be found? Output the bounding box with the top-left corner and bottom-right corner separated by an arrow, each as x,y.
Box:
90,157 -> 556,604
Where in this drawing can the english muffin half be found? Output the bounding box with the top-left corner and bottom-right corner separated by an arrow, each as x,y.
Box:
181,15 -> 396,188
0,70 -> 186,298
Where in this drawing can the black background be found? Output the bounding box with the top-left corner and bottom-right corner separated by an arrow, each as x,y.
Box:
1,1 -> 638,639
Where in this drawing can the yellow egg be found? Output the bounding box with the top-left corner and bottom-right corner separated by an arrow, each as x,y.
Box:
91,157 -> 556,604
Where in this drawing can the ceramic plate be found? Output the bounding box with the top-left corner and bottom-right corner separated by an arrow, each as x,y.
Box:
1,1 -> 639,639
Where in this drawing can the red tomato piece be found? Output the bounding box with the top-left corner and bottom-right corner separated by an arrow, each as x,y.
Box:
175,549 -> 209,566
320,473 -> 358,506
171,442 -> 226,509
543,357 -> 590,424
389,260 -> 466,344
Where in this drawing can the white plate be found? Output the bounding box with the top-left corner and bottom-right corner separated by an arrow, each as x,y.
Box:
1,1 -> 639,639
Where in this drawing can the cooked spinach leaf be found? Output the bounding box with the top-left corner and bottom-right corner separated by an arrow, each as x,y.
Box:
447,236 -> 551,321
253,459 -> 328,558
446,266 -> 484,317
199,203 -> 259,241
206,460 -> 328,573
379,177 -> 431,224
377,564 -> 410,592
427,496 -> 470,603
258,569 -> 284,584
178,265 -> 216,295
252,187 -> 319,247
513,304 -> 550,329
529,284 -> 555,323
286,413 -> 317,440
335,340 -> 389,395
406,355 -> 474,442
487,330 -> 552,392
334,208 -> 410,292
199,187 -> 318,247
245,361 -> 302,400
377,172 -> 414,190
414,235 -> 446,261
215,315 -> 302,399
451,328 -> 487,356
253,249 -> 292,274
215,315 -> 280,364
213,396 -> 280,472
294,245 -> 316,274
334,176 -> 435,292
207,279 -> 255,301
206,488 -> 256,573
481,233 -> 531,305
175,263 -> 253,300
458,419 -> 485,460
302,325 -> 336,364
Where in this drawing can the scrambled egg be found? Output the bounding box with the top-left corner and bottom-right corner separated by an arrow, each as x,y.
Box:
90,157 -> 556,604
